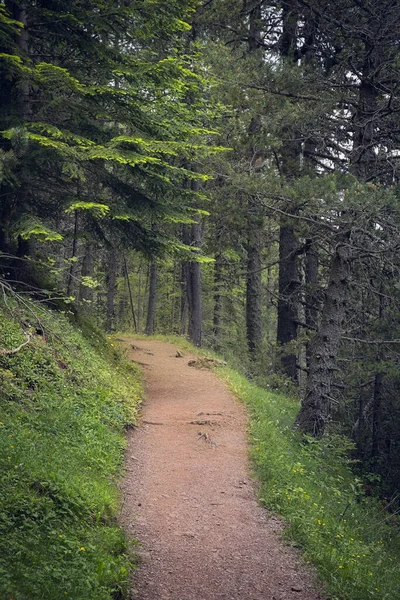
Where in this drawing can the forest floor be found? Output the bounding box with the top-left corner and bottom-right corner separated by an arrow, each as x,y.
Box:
119,338 -> 324,600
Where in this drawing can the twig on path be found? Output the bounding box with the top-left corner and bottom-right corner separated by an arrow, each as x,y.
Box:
197,431 -> 218,446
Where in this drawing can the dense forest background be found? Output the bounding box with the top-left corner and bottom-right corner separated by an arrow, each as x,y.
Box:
2,0 -> 400,503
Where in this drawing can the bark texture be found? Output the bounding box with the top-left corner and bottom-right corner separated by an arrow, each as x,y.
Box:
246,196 -> 263,355
213,253 -> 223,345
296,231 -> 351,437
106,247 -> 117,332
244,5 -> 264,358
145,261 -> 157,336
124,255 -> 138,333
185,216 -> 203,347
276,0 -> 302,378
305,239 -> 319,367
277,224 -> 299,380
297,35 -> 379,436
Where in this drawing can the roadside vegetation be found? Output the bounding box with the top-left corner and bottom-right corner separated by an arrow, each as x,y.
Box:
0,299 -> 142,600
224,368 -> 400,600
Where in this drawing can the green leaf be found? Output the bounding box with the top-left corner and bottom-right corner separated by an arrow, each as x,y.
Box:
65,202 -> 110,218
16,218 -> 63,242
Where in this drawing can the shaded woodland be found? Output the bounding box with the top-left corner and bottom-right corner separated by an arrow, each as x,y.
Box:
2,0 -> 400,500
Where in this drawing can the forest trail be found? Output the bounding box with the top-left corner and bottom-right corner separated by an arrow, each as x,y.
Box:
120,338 -> 323,600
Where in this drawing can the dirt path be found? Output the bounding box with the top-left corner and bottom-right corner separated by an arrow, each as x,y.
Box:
120,339 -> 323,600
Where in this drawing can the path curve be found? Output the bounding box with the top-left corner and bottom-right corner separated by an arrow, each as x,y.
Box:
120,339 -> 323,600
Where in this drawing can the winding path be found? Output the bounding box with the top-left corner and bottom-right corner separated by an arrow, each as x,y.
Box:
120,339 -> 323,600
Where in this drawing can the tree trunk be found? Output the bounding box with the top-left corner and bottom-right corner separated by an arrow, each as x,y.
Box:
180,260 -> 188,336
246,196 -> 263,355
276,0 -> 302,379
244,7 -> 264,359
137,265 -> 143,331
297,40 -> 379,437
124,255 -> 138,333
351,68 -> 379,181
186,215 -> 203,347
145,260 -> 157,335
170,262 -> 178,333
106,247 -> 117,332
277,224 -> 299,380
296,230 -> 351,437
213,252 -> 223,345
305,238 -> 319,368
371,289 -> 385,460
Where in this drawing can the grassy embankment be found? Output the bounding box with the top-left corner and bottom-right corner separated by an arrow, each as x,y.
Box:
133,333 -> 400,600
0,301 -> 142,600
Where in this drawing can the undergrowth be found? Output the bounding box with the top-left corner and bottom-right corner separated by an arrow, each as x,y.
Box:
223,369 -> 400,600
128,333 -> 400,600
0,302 -> 142,600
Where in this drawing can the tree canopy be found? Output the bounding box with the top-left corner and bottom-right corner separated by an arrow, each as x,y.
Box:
2,0 -> 400,503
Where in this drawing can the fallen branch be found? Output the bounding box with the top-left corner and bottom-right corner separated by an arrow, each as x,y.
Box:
0,332 -> 32,356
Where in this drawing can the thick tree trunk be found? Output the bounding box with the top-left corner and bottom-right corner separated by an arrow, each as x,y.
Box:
246,196 -> 263,355
181,170 -> 203,347
351,74 -> 379,181
124,255 -> 138,333
145,261 -> 157,335
296,230 -> 351,437
371,290 -> 385,459
180,260 -> 188,336
305,239 -> 319,368
297,43 -> 378,437
244,7 -> 264,359
276,0 -> 302,380
106,247 -> 117,332
277,224 -> 299,380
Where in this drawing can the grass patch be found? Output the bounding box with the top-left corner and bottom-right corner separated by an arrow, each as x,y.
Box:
223,368 -> 400,600
0,301 -> 142,600
135,333 -> 400,600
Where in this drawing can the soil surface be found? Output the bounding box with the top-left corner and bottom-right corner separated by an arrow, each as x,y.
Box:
120,338 -> 323,600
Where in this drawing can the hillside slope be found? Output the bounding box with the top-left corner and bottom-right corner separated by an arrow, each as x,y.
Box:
0,298 -> 142,600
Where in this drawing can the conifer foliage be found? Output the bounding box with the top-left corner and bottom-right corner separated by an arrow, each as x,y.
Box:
3,0 -> 400,520
0,0 -> 214,272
